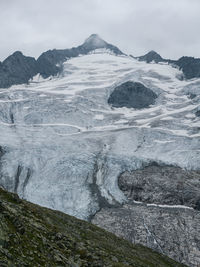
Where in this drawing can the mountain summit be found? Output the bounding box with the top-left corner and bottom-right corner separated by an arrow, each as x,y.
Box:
0,34 -> 124,87
36,34 -> 124,78
82,34 -> 107,49
80,33 -> 123,55
138,50 -> 164,63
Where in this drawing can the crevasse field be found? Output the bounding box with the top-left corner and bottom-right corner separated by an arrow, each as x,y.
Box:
0,50 -> 199,219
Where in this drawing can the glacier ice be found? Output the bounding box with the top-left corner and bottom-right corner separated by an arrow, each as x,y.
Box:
0,52 -> 199,219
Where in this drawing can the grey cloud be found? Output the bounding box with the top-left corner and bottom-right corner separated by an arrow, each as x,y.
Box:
0,0 -> 200,60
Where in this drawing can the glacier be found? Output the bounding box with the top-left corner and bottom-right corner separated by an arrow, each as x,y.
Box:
0,51 -> 199,220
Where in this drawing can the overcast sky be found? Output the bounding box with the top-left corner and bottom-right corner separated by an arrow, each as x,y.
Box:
0,0 -> 200,61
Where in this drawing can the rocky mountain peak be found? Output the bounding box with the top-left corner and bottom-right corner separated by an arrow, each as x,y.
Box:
11,51 -> 24,57
148,50 -> 161,57
0,50 -> 38,88
82,34 -> 107,49
138,50 -> 164,63
3,51 -> 25,64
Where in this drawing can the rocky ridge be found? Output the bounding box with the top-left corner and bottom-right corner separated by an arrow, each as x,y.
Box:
1,34 -> 200,89
137,51 -> 200,79
0,34 -> 123,88
0,51 -> 38,88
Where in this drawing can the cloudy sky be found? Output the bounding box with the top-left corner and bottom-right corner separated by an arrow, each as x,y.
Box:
0,0 -> 200,61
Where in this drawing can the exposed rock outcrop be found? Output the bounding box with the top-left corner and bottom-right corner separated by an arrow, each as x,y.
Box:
93,204 -> 199,267
108,81 -> 157,109
118,164 -> 200,210
0,51 -> 38,88
93,165 -> 200,267
195,110 -> 200,117
175,56 -> 200,79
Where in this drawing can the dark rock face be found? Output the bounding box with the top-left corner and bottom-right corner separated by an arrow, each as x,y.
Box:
37,48 -> 82,78
36,47 -> 83,78
138,50 -> 164,63
195,110 -> 200,117
175,57 -> 200,79
108,81 -> 157,109
118,164 -> 200,210
93,164 -> 200,267
36,50 -> 64,78
0,51 -> 38,88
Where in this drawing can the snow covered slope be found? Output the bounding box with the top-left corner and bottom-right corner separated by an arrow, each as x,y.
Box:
0,51 -> 199,219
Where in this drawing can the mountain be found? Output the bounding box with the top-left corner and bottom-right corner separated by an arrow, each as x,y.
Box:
137,51 -> 200,79
0,34 -> 124,88
175,56 -> 200,79
0,187 -> 185,266
0,51 -> 38,88
37,34 -> 124,78
0,35 -> 200,266
81,33 -> 123,55
1,35 -> 200,89
137,50 -> 164,63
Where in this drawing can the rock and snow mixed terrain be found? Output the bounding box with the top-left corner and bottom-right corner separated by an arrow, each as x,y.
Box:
93,165 -> 200,266
0,35 -> 199,266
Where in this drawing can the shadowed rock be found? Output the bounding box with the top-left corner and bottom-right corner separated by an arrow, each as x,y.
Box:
0,51 -> 38,88
108,81 -> 157,109
175,56 -> 200,79
195,110 -> 200,117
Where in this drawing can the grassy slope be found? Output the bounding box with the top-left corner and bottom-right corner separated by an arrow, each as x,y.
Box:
0,188 -> 186,267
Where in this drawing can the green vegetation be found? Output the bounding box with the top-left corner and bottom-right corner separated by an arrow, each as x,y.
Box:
0,187 -> 186,266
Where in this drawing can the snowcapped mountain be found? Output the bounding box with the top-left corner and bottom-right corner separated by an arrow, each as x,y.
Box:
137,50 -> 164,63
0,35 -> 199,266
0,34 -> 123,88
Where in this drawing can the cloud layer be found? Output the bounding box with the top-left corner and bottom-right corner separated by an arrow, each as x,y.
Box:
0,0 -> 200,60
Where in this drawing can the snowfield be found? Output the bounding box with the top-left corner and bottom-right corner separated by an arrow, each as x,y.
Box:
0,51 -> 199,219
